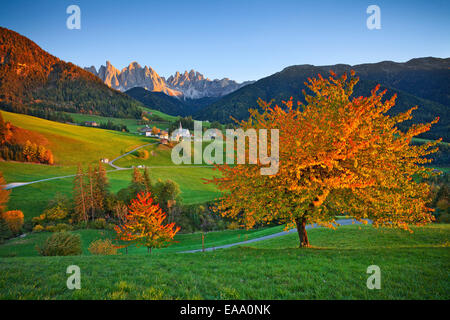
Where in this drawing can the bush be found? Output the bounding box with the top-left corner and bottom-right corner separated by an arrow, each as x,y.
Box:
88,238 -> 118,255
22,220 -> 34,232
32,224 -> 44,232
0,218 -> 13,243
227,221 -> 240,230
437,213 -> 450,224
36,232 -> 82,256
90,218 -> 107,229
45,225 -> 56,232
2,210 -> 24,234
54,223 -> 72,232
137,149 -> 149,159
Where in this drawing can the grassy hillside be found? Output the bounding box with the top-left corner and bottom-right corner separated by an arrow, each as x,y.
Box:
114,142 -> 223,167
0,110 -> 150,166
67,112 -> 172,134
0,224 -> 448,299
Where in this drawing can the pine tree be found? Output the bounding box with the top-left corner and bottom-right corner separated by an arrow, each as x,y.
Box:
0,113 -> 12,145
143,167 -> 152,193
37,145 -> 47,163
93,161 -> 109,217
128,167 -> 146,200
73,164 -> 87,222
0,171 -> 10,215
132,167 -> 144,184
87,165 -> 95,219
23,140 -> 33,162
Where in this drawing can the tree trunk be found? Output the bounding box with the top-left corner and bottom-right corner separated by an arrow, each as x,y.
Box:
295,218 -> 310,248
202,233 -> 205,252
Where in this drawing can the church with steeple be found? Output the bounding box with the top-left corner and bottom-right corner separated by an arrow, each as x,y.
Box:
172,122 -> 191,142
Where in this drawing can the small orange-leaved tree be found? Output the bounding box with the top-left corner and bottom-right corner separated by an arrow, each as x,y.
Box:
114,192 -> 180,253
208,71 -> 440,247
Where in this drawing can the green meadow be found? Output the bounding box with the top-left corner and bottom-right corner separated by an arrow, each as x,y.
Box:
67,111 -> 173,133
0,111 -> 221,220
7,166 -> 221,220
1,110 -> 150,166
0,224 -> 448,299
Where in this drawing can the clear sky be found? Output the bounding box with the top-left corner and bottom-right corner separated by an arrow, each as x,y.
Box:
1,0 -> 449,82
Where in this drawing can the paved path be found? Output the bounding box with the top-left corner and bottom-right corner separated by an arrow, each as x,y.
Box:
108,143 -> 156,169
3,169 -> 131,190
179,219 -> 368,253
2,143 -> 158,190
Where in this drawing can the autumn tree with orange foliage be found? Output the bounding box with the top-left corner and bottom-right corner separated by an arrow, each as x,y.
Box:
114,192 -> 180,253
208,72 -> 440,247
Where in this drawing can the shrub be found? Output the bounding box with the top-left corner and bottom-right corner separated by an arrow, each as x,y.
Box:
0,218 -> 13,243
227,221 -> 240,230
36,232 -> 82,256
32,224 -> 44,232
2,210 -> 24,234
22,220 -> 34,232
45,225 -> 56,232
137,149 -> 149,159
88,238 -> 117,255
106,223 -> 116,231
54,223 -> 72,232
437,213 -> 450,224
41,204 -> 69,222
91,218 -> 107,229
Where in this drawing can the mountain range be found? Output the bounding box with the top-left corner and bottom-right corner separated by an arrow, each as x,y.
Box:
85,62 -> 253,99
195,58 -> 450,141
0,27 -> 448,141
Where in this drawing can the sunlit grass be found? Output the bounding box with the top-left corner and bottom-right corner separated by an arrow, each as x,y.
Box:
0,224 -> 448,299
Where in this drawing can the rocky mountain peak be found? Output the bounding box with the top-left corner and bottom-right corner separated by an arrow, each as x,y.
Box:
85,61 -> 252,99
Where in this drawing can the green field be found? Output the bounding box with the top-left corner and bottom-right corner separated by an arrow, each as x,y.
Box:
1,110 -> 150,166
0,111 -> 221,221
67,112 -> 172,134
0,224 -> 287,257
0,224 -> 448,299
7,167 -> 221,220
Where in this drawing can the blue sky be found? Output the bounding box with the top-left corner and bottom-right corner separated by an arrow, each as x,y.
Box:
1,0 -> 449,82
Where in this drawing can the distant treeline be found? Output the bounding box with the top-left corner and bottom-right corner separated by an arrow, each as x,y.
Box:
78,120 -> 129,133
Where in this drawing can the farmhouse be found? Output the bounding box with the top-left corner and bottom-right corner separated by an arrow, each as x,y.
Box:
159,130 -> 169,140
84,121 -> 98,127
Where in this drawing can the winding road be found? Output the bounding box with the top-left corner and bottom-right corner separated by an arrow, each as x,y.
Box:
107,142 -> 156,169
4,142 -> 213,190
